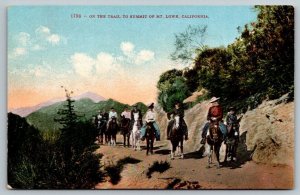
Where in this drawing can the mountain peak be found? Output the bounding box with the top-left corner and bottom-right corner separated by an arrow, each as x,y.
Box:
73,91 -> 105,103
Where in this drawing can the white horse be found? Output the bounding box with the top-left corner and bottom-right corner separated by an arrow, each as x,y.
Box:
130,112 -> 141,151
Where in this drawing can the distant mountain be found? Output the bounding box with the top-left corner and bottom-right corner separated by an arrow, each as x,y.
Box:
10,91 -> 106,117
73,91 -> 105,102
25,98 -> 147,132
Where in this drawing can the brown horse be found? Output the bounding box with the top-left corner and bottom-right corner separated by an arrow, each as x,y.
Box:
145,122 -> 156,155
107,117 -> 119,146
120,116 -> 131,147
206,119 -> 223,168
97,118 -> 107,145
169,115 -> 184,160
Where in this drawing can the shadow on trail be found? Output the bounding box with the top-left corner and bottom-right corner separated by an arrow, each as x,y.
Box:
105,156 -> 141,185
220,131 -> 256,169
184,145 -> 205,159
155,149 -> 170,155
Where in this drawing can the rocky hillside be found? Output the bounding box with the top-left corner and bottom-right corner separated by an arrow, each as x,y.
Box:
240,94 -> 294,166
155,94 -> 294,166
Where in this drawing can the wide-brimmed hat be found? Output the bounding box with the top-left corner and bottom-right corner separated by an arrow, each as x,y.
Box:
148,103 -> 154,108
209,97 -> 220,103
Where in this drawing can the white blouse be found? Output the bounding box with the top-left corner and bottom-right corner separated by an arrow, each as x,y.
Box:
145,110 -> 156,122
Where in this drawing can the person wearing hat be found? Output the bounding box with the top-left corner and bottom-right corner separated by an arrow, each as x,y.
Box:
140,103 -> 160,141
167,101 -> 188,140
200,97 -> 227,144
131,104 -> 143,127
226,106 -> 242,137
108,107 -> 118,127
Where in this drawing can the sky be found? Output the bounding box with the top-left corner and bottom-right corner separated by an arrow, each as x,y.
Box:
8,6 -> 258,110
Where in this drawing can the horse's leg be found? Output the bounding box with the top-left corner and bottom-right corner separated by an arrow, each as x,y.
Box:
113,134 -> 116,146
146,137 -> 149,155
224,144 -> 228,163
150,136 -> 154,154
133,133 -> 136,150
127,133 -> 130,147
180,139 -> 184,159
170,141 -> 175,160
207,144 -> 212,168
215,144 -> 221,168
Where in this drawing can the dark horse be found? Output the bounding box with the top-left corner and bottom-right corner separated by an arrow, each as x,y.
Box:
120,116 -> 131,147
169,115 -> 184,160
145,121 -> 156,155
97,118 -> 107,145
206,119 -> 224,168
107,117 -> 119,146
224,123 -> 240,162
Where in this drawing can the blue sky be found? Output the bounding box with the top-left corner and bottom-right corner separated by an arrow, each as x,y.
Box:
8,6 -> 258,109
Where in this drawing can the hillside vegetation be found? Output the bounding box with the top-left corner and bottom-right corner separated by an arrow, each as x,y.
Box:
26,98 -> 147,131
158,6 -> 294,113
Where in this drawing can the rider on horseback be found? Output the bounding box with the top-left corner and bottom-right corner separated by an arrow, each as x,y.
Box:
141,103 -> 161,141
108,107 -> 118,127
200,97 -> 227,144
167,101 -> 188,140
121,106 -> 131,120
131,104 -> 143,127
226,106 -> 242,140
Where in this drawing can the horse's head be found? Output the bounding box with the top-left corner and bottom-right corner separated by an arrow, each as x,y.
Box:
111,117 -> 117,123
174,115 -> 180,129
133,112 -> 139,121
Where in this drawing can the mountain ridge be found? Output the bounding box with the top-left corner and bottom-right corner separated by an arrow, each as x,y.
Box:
10,91 -> 106,117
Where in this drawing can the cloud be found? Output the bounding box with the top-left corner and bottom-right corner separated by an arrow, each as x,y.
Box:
70,41 -> 155,79
35,26 -> 62,45
135,50 -> 155,64
12,47 -> 27,57
18,32 -> 31,46
35,26 -> 51,35
70,53 -> 95,77
47,34 -> 61,45
10,26 -> 65,59
28,66 -> 48,77
95,52 -> 115,74
120,41 -> 135,56
31,44 -> 45,51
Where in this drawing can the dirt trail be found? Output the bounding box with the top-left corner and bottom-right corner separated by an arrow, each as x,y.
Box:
94,138 -> 293,189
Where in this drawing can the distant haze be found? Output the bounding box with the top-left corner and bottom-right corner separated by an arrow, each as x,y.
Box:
10,91 -> 105,117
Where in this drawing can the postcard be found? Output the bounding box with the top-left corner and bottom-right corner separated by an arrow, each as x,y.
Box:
7,5 -> 294,189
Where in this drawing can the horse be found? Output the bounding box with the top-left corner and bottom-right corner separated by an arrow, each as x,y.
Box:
206,118 -> 224,168
120,116 -> 131,147
130,112 -> 141,151
224,123 -> 239,162
106,117 -> 119,146
97,118 -> 107,145
169,115 -> 184,160
145,121 -> 156,155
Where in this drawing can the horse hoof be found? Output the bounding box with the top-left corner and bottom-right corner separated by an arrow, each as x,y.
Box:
206,165 -> 210,169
